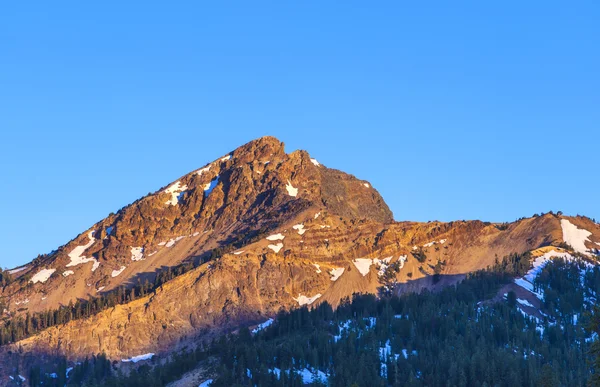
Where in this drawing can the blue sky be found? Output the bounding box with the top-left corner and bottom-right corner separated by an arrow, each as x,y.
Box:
1,2 -> 599,268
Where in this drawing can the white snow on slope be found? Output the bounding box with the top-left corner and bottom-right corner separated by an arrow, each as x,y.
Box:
561,219 -> 593,256
204,176 -> 219,194
330,268 -> 345,281
514,250 -> 574,299
165,236 -> 186,248
62,270 -> 74,277
294,293 -> 322,306
313,264 -> 322,273
268,243 -> 284,253
266,233 -> 285,241
517,298 -> 535,308
164,181 -> 188,206
286,180 -> 298,197
198,380 -> 213,387
111,266 -> 126,278
293,224 -> 306,235
373,257 -> 393,277
221,154 -> 231,162
8,266 -> 28,275
130,247 -> 144,261
397,255 -> 407,269
67,231 -> 99,271
353,258 -> 373,276
363,183 -> 370,188
252,318 -> 274,334
30,268 -> 56,284
314,212 -> 321,219
121,353 -> 154,363
310,158 -> 320,166
196,166 -> 210,176
233,250 -> 245,255
296,368 -> 327,384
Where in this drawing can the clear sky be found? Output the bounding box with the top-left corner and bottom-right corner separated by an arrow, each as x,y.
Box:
1,2 -> 599,268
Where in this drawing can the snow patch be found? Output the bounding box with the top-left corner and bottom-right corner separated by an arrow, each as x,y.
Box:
268,243 -> 284,253
164,181 -> 188,206
204,176 -> 219,194
196,166 -> 210,176
293,224 -> 306,235
286,180 -> 298,197
517,298 -> 535,308
121,353 -> 154,363
363,183 -> 370,188
165,236 -> 186,248
62,270 -> 74,277
111,266 -> 126,278
252,318 -> 274,334
233,250 -> 245,255
330,267 -> 345,281
221,154 -> 231,162
313,264 -> 322,273
561,219 -> 593,256
314,212 -> 321,219
295,368 -> 327,384
30,268 -> 56,284
514,250 -> 575,299
373,257 -> 393,277
199,380 -> 213,387
130,247 -> 144,261
294,293 -> 322,306
266,233 -> 285,241
310,158 -> 320,166
8,266 -> 28,275
353,258 -> 373,276
66,231 -> 99,271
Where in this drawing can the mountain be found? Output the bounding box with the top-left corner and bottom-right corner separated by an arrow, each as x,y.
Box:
1,136 -> 600,384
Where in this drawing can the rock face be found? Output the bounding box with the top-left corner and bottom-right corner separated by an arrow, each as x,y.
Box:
2,136 -> 600,363
1,136 -> 391,315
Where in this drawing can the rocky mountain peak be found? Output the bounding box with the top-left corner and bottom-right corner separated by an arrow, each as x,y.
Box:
3,136 -> 392,315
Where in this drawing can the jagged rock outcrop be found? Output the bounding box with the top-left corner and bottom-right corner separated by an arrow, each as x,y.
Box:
2,136 -> 600,365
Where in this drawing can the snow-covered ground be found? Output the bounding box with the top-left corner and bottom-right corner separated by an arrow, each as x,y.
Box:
294,293 -> 322,306
111,266 -> 126,278
8,265 -> 29,275
268,243 -> 284,253
353,258 -> 373,276
62,270 -> 74,277
517,298 -> 535,308
204,177 -> 219,194
66,231 -> 99,271
196,165 -> 210,176
373,257 -> 393,277
164,181 -> 188,206
165,236 -> 186,248
130,247 -> 144,261
514,250 -> 575,299
251,318 -> 274,334
330,267 -> 345,281
313,264 -> 322,273
198,379 -> 213,387
121,353 -> 154,363
561,219 -> 593,256
310,158 -> 320,166
266,233 -> 285,241
30,268 -> 56,284
286,180 -> 298,197
233,250 -> 245,255
293,224 -> 306,235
